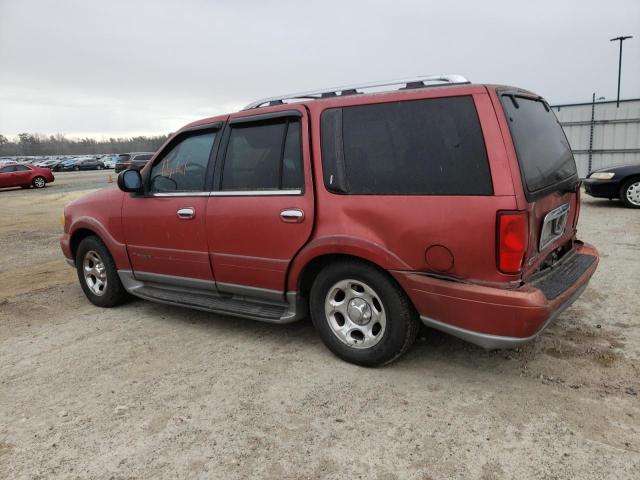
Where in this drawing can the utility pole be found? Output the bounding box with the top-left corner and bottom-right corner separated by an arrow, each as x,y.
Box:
610,35 -> 633,108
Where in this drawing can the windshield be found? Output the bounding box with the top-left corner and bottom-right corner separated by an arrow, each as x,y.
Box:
500,94 -> 577,196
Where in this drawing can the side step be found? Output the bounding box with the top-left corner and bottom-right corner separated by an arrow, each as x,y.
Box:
118,271 -> 300,324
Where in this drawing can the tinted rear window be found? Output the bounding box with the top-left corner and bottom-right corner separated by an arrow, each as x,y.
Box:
500,95 -> 577,193
321,96 -> 492,195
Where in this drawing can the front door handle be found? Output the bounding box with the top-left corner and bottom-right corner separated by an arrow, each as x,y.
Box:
177,207 -> 195,219
280,209 -> 304,223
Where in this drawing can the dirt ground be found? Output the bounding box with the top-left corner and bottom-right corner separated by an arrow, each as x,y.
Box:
1,172 -> 639,479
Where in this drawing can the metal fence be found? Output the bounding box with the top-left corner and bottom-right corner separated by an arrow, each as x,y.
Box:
552,98 -> 640,178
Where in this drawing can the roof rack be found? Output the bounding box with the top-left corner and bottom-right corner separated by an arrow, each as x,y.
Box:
242,74 -> 470,110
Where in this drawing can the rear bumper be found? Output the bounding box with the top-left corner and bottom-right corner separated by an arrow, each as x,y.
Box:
391,242 -> 599,349
583,178 -> 619,199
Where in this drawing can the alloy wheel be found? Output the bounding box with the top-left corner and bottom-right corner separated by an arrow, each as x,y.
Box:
324,279 -> 386,349
625,181 -> 640,206
83,250 -> 108,296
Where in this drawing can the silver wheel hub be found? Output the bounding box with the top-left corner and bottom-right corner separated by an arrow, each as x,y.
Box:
83,250 -> 107,296
324,279 -> 386,349
626,181 -> 640,206
34,178 -> 44,187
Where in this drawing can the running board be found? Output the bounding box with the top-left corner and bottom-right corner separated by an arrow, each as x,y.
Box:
117,270 -> 302,324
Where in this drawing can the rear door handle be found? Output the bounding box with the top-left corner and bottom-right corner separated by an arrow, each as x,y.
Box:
280,209 -> 304,223
177,207 -> 195,219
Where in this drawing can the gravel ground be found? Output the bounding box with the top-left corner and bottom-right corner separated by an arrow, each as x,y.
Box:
0,175 -> 639,479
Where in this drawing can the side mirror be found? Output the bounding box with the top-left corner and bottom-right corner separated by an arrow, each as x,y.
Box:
118,169 -> 143,193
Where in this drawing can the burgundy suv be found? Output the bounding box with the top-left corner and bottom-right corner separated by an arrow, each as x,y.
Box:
60,75 -> 599,366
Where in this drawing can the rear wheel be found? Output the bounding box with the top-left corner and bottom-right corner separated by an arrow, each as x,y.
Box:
75,235 -> 129,307
74,166 -> 80,171
32,176 -> 46,188
310,260 -> 419,367
96,165 -> 103,170
620,178 -> 640,208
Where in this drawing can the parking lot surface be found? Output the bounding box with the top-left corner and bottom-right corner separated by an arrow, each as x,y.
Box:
1,173 -> 639,479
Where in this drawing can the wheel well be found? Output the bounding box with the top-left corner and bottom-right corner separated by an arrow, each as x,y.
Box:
620,175 -> 640,190
297,254 -> 392,297
70,228 -> 98,259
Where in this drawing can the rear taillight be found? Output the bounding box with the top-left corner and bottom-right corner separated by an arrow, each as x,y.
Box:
497,211 -> 528,274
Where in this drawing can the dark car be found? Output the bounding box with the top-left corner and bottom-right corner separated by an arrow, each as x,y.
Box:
0,163 -> 55,189
62,157 -> 106,171
583,164 -> 640,208
114,152 -> 154,173
61,76 -> 599,367
52,158 -> 77,172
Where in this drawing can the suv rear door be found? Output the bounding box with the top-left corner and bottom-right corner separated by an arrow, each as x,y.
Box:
205,107 -> 314,298
494,89 -> 580,276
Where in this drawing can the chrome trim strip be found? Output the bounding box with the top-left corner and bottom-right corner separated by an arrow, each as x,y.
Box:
420,283 -> 587,349
216,282 -> 283,302
210,189 -> 302,197
133,271 -> 216,291
151,192 -> 211,197
149,189 -> 302,197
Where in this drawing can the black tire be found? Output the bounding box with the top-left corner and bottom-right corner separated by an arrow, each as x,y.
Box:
309,260 -> 420,367
32,176 -> 46,188
97,165 -> 103,170
75,235 -> 129,307
74,166 -> 80,171
619,177 -> 640,209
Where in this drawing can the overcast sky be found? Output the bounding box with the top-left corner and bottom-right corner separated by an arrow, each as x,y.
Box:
1,0 -> 638,139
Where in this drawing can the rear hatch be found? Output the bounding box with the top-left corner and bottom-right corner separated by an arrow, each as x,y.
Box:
498,90 -> 580,278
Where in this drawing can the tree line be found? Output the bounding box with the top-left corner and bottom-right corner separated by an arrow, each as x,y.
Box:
0,133 -> 170,157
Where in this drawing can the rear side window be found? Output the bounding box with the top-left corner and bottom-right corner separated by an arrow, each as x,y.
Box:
221,119 -> 303,191
321,96 -> 492,195
15,165 -> 31,171
134,154 -> 152,161
500,95 -> 577,195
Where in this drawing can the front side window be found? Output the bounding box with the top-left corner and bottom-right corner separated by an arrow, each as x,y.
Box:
221,119 -> 303,191
134,154 -> 153,161
0,166 -> 15,173
149,131 -> 216,193
321,96 -> 492,195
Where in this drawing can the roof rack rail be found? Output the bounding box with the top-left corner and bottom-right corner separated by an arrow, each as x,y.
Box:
242,74 -> 470,110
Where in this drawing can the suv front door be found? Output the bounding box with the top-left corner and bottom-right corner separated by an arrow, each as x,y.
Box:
122,126 -> 220,288
205,108 -> 314,299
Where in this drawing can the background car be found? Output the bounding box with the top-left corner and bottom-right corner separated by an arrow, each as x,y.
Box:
583,164 -> 640,208
53,158 -> 78,171
0,163 -> 55,189
34,159 -> 60,169
62,157 -> 106,171
100,155 -> 118,169
114,152 -> 154,173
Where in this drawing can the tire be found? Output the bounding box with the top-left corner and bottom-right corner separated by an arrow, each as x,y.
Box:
97,165 -> 103,170
32,176 -> 46,188
309,260 -> 420,367
75,235 -> 129,307
620,177 -> 640,209
74,166 -> 80,171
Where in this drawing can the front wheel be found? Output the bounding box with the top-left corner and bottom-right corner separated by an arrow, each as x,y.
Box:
75,235 -> 129,307
310,261 -> 419,367
32,176 -> 46,188
96,165 -> 103,170
620,178 -> 640,208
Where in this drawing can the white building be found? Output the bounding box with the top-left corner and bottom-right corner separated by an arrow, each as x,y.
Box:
551,98 -> 640,178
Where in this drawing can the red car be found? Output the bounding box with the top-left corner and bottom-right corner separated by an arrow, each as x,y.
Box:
0,163 -> 55,189
61,75 -> 599,366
